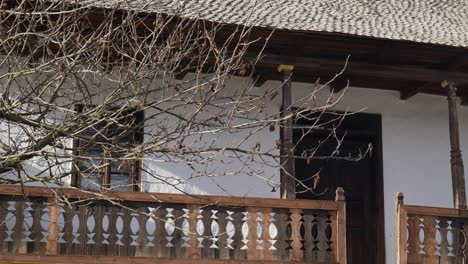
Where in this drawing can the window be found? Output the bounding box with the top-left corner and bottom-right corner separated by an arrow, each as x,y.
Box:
72,106 -> 144,192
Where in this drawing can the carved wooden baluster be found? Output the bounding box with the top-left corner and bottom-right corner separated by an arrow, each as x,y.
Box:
173,207 -> 185,257
452,220 -> 466,262
86,208 -> 96,252
246,208 -> 258,260
407,215 -> 423,262
301,212 -> 313,262
216,208 -> 229,259
61,205 -> 74,254
144,209 -> 157,256
460,220 -> 468,261
309,214 -> 319,261
447,220 -> 455,257
116,207 -> 130,255
181,208 -> 190,249
136,207 -> 149,256
22,202 -> 33,251
315,213 -> 328,261
121,208 -> 132,256
241,211 -> 249,252
325,214 -> 334,260
438,218 -> 450,260
459,218 -> 468,263
114,208 -> 125,256
13,200 -> 25,253
186,205 -> 200,259
129,210 -> 140,254
210,210 -> 220,250
106,206 -> 118,256
268,212 -> 278,252
423,216 -> 437,262
56,204 -> 66,254
153,207 -> 169,258
260,208 -> 273,261
256,212 -> 263,251
101,208 -> 110,254
201,208 -> 215,258
76,206 -> 88,255
164,208 -> 175,249
289,208 -> 304,261
91,205 -> 104,256
232,209 -> 247,260
31,201 -> 46,254
4,201 -> 16,253
272,209 -> 289,261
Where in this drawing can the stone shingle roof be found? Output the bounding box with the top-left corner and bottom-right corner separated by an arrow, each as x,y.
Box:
85,0 -> 468,48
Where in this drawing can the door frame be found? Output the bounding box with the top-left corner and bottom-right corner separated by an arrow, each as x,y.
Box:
282,111 -> 386,263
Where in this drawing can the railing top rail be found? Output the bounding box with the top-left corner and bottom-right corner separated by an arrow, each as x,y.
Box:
0,185 -> 341,211
403,204 -> 465,218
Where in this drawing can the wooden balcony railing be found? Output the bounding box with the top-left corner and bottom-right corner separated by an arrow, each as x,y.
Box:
0,185 -> 346,264
396,192 -> 468,264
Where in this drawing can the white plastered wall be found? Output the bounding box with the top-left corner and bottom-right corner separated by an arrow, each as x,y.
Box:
141,76 -> 468,264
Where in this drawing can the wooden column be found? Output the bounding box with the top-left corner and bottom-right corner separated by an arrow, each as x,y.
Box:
395,192 -> 407,264
278,64 -> 296,199
442,81 -> 467,209
335,187 -> 347,264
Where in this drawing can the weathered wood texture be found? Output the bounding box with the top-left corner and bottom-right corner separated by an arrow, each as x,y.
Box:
395,193 -> 468,264
0,185 -> 346,263
279,64 -> 296,200
444,81 -> 467,210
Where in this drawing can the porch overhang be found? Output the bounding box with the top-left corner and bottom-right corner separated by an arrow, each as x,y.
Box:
243,28 -> 468,103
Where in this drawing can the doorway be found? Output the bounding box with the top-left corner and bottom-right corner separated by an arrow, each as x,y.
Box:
292,112 -> 385,264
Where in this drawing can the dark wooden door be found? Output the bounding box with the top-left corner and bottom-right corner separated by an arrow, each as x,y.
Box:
293,113 -> 384,264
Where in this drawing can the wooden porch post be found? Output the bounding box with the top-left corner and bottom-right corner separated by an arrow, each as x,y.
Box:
395,192 -> 407,264
335,187 -> 347,264
278,64 -> 296,199
442,81 -> 467,209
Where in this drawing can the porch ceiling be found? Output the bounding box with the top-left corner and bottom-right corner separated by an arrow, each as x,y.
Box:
243,28 -> 468,103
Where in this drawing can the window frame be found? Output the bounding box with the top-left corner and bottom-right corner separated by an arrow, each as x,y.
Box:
71,105 -> 144,192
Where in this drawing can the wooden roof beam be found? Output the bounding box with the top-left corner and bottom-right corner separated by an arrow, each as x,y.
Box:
399,55 -> 468,101
251,53 -> 468,84
400,82 -> 432,100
